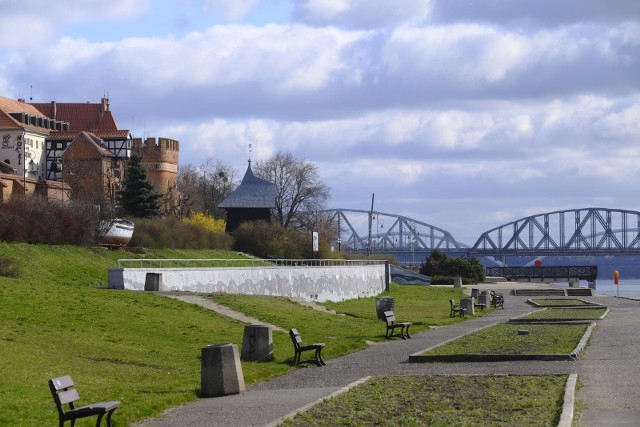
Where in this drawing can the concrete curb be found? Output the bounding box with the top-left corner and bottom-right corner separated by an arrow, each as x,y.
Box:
408,321 -> 596,363
570,322 -> 596,358
558,374 -> 578,427
526,298 -> 605,308
409,353 -> 576,362
263,376 -> 372,427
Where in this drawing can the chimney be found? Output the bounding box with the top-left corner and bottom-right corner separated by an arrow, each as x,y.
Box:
51,101 -> 57,119
101,97 -> 109,112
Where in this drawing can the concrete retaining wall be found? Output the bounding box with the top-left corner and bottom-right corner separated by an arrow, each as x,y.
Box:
108,264 -> 388,302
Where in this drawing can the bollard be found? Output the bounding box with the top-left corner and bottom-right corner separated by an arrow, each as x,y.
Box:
460,298 -> 475,315
479,291 -> 490,308
201,344 -> 245,397
241,325 -> 273,362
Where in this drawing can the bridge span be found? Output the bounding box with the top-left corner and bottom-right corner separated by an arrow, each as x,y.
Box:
324,207 -> 640,263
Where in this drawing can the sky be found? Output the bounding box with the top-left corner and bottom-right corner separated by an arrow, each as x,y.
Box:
1,0 -> 639,245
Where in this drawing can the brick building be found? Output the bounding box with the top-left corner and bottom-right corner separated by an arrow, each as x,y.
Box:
0,96 -> 180,211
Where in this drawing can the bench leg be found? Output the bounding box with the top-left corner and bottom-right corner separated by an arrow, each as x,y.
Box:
405,325 -> 411,339
95,413 -> 104,427
400,325 -> 407,340
315,347 -> 326,366
105,409 -> 116,427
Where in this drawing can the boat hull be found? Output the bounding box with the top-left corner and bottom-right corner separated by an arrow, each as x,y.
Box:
100,219 -> 135,247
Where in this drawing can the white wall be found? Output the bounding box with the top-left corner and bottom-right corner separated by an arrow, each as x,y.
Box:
0,130 -> 46,178
108,264 -> 388,302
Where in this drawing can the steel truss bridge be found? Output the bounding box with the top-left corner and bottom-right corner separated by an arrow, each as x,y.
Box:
323,207 -> 640,260
324,209 -> 460,254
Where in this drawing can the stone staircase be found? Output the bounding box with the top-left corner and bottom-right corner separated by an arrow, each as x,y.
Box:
513,288 -> 593,297
513,288 -> 567,296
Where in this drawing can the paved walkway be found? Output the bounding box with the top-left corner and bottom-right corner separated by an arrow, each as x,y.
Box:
136,292 -> 640,427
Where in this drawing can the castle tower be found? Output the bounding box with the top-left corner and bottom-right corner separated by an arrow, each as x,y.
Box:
131,137 -> 179,195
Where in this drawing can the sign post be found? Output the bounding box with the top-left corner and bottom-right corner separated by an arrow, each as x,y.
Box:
312,231 -> 319,259
614,270 -> 619,297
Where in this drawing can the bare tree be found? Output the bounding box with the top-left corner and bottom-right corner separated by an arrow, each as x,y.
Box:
254,152 -> 330,229
174,160 -> 237,219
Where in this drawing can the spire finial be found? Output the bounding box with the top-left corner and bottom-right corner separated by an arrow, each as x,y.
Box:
248,143 -> 252,165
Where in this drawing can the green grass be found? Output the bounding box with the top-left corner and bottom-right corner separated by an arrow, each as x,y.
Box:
0,243 -> 473,426
530,299 -> 597,307
423,323 -> 589,356
323,285 -> 495,326
281,375 -> 568,427
518,308 -> 607,320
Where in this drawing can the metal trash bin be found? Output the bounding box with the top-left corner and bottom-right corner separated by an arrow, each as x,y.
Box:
376,297 -> 395,320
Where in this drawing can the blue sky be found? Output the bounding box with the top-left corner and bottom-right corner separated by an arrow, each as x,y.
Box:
1,0 -> 639,244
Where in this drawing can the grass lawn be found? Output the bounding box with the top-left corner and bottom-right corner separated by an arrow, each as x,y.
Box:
530,299 -> 598,307
422,323 -> 589,356
0,243 -> 476,426
281,375 -> 568,427
517,308 -> 607,321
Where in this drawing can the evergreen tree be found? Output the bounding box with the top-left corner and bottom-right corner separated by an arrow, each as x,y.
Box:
118,152 -> 161,218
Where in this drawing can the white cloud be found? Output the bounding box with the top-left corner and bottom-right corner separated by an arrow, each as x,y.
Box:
1,0 -> 639,239
202,0 -> 263,20
293,0 -> 432,28
33,24 -> 369,93
0,0 -> 151,48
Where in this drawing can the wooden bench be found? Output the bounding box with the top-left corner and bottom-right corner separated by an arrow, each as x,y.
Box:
449,299 -> 466,317
383,310 -> 412,339
490,290 -> 505,308
49,375 -> 120,427
289,328 -> 326,366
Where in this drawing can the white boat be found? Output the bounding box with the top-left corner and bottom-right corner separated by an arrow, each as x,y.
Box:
99,218 -> 135,247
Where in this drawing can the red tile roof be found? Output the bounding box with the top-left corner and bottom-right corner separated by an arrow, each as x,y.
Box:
47,130 -> 130,140
0,96 -> 53,133
30,98 -> 130,138
0,96 -> 47,116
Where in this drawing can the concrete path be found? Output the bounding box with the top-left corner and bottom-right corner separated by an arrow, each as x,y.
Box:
158,293 -> 287,332
136,291 -> 640,427
575,296 -> 640,426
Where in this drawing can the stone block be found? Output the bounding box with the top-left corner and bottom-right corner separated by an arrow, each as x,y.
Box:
460,298 -> 475,315
241,325 -> 273,362
478,294 -> 489,307
201,344 -> 245,397
453,276 -> 463,288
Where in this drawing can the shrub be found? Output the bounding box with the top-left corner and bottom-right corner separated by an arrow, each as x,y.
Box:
231,221 -> 336,259
0,196 -> 100,245
419,250 -> 485,283
184,212 -> 226,233
129,218 -> 232,249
